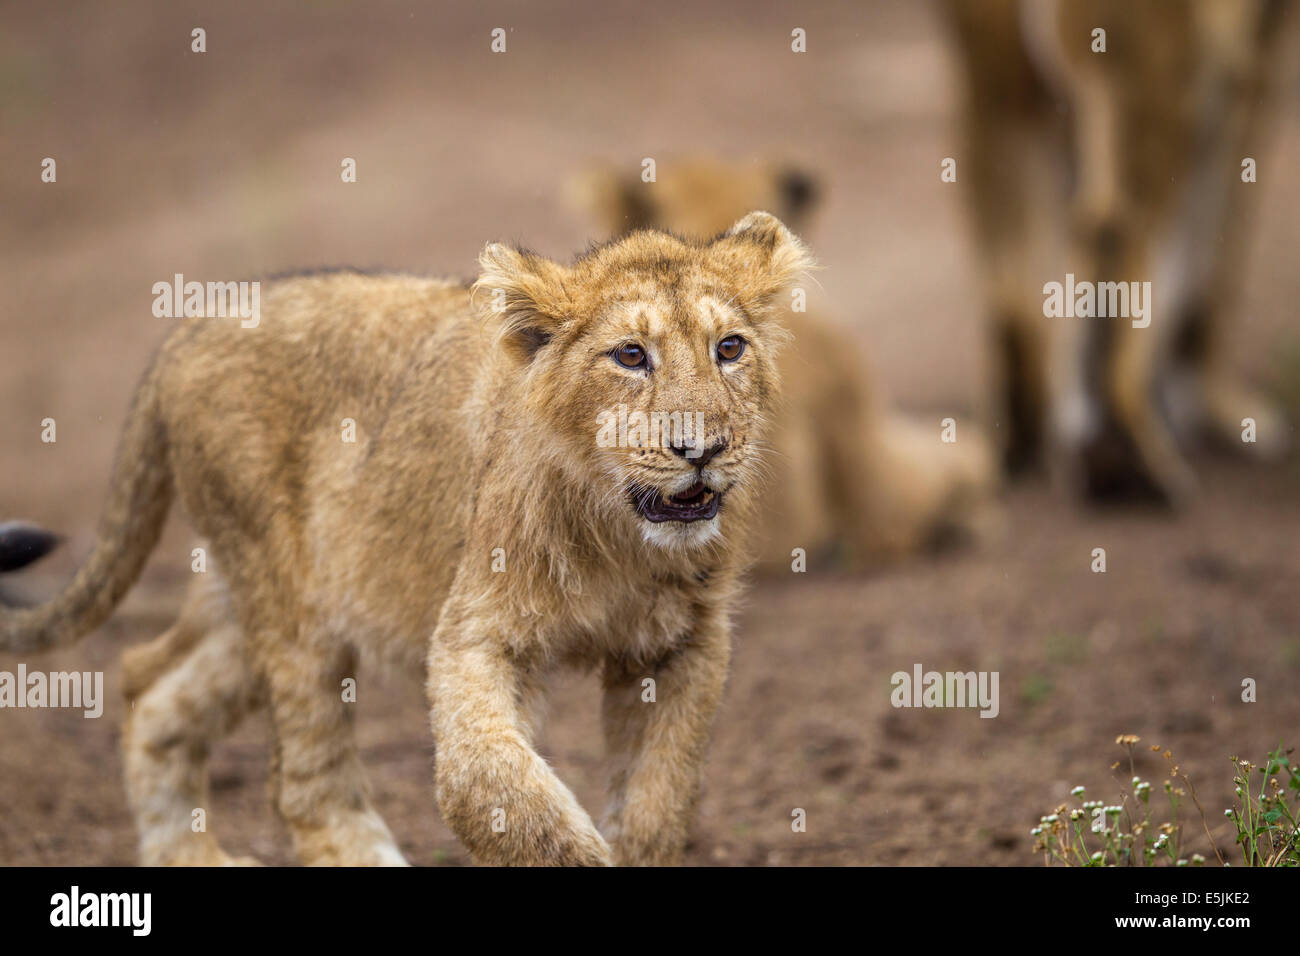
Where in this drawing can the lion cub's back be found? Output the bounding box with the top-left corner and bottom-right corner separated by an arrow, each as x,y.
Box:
250,270 -> 477,392
159,269 -> 479,416
155,271 -> 486,538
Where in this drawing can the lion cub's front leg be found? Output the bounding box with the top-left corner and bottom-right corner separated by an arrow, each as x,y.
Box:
600,617 -> 731,866
427,619 -> 612,866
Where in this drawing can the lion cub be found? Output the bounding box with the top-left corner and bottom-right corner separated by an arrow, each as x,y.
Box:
571,157 -> 999,568
0,213 -> 810,866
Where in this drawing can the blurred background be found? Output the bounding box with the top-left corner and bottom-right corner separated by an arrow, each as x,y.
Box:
1,0 -> 1298,865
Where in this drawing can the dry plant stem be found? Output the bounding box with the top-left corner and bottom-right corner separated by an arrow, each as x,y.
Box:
1179,771 -> 1226,866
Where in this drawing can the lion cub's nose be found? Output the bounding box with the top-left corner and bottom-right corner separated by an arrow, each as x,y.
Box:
671,438 -> 727,468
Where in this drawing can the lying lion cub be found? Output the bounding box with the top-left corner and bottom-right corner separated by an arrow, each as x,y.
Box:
0,212 -> 810,866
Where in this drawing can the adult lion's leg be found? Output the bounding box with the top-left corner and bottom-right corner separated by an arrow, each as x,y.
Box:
123,569 -> 263,866
946,0 -> 1064,476
427,610 -> 611,866
1170,24 -> 1291,462
1098,314 -> 1197,505
599,614 -> 730,866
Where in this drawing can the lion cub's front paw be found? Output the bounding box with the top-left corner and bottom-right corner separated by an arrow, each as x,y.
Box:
437,747 -> 613,866
501,795 -> 613,866
551,824 -> 614,867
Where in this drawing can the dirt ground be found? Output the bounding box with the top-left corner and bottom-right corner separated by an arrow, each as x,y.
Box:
1,1 -> 1298,866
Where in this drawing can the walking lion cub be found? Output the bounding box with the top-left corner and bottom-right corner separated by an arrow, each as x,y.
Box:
570,157 -> 999,569
0,212 -> 810,866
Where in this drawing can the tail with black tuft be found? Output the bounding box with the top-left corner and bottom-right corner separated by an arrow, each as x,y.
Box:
0,522 -> 61,573
0,364 -> 174,652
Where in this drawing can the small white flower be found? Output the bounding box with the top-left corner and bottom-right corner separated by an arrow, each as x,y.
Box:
1071,786 -> 1086,796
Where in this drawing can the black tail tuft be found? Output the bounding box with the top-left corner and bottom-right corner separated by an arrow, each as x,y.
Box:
0,522 -> 62,573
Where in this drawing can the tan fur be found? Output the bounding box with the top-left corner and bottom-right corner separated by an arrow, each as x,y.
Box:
570,157 -> 999,567
945,0 -> 1296,500
2,213 -> 810,866
122,569 -> 264,866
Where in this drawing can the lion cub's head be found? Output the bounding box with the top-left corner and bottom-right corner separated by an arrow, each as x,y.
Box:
475,212 -> 811,552
567,156 -> 820,241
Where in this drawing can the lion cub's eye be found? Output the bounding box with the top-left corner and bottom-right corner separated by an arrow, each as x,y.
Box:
613,343 -> 648,369
717,335 -> 746,363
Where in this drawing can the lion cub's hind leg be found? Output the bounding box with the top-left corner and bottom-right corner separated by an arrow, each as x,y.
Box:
122,571 -> 264,866
252,596 -> 409,866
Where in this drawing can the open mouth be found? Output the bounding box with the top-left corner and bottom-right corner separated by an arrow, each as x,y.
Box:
630,481 -> 723,523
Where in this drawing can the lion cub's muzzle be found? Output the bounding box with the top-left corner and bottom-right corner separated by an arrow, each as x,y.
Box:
630,480 -> 723,523
627,436 -> 733,523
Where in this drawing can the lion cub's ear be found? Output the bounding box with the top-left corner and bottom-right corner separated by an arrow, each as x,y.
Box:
474,244 -> 573,360
709,211 -> 814,314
